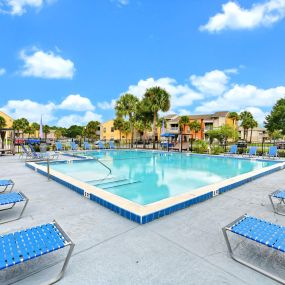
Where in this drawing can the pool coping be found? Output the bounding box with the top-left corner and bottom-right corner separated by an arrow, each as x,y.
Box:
25,151 -> 285,224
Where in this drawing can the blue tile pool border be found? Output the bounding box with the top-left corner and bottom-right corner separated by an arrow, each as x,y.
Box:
25,154 -> 285,224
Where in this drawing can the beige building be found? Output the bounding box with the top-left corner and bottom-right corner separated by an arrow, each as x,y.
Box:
238,127 -> 268,143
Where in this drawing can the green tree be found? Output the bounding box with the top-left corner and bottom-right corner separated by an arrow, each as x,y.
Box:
0,116 -> 7,150
265,98 -> 285,135
207,125 -> 237,146
228,112 -> 239,141
115,93 -> 139,147
189,120 -> 201,139
66,125 -> 84,139
25,125 -> 35,138
249,119 -> 258,143
122,121 -> 131,141
84,121 -> 100,141
43,125 -> 50,139
240,111 -> 253,141
113,117 -> 125,141
136,98 -> 153,148
143,86 -> 171,148
178,115 -> 190,143
31,122 -> 40,137
54,129 -> 63,140
12,118 -> 29,138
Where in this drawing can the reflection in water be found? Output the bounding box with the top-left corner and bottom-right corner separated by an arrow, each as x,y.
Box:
50,151 -> 276,205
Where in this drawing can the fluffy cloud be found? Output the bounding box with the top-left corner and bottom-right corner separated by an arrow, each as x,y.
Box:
97,99 -> 116,110
0,99 -> 56,123
19,48 -> 75,79
57,111 -> 102,128
0,94 -> 102,127
190,69 -> 232,95
0,68 -> 6,76
0,0 -> 55,16
125,77 -> 203,109
58,94 -> 94,111
200,0 -> 285,32
242,107 -> 269,125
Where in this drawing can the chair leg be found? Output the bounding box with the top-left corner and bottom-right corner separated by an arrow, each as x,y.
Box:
269,194 -> 285,216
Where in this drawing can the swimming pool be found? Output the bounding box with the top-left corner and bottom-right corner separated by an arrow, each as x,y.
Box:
27,150 -> 285,224
51,151 -> 275,205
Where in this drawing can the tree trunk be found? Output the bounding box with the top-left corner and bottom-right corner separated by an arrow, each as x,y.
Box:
250,128 -> 253,143
153,112 -> 157,149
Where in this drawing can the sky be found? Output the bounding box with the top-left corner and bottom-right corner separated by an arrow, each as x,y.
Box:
0,0 -> 285,127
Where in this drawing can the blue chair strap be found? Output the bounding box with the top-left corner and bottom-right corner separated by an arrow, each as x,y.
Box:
230,215 -> 285,252
0,223 -> 66,270
0,193 -> 25,206
272,191 -> 285,199
0,180 -> 13,187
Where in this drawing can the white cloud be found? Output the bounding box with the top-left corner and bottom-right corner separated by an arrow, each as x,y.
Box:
19,48 -> 75,79
0,0 -> 55,16
0,99 -> 56,123
190,69 -> 231,95
59,94 -> 94,111
57,111 -> 102,128
242,107 -> 269,125
200,0 -> 285,32
97,99 -> 116,110
125,77 -> 203,109
0,68 -> 6,76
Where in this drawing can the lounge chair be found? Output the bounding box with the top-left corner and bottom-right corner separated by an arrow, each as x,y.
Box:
242,146 -> 257,157
0,179 -> 14,193
29,144 -> 59,160
170,142 -> 189,152
264,146 -> 278,159
98,141 -> 105,149
70,141 -> 78,151
0,221 -> 75,284
225,145 -> 237,155
55,141 -> 64,151
269,190 -> 285,216
223,214 -> 285,284
0,192 -> 29,224
109,141 -> 116,149
20,144 -> 33,160
83,141 -> 91,150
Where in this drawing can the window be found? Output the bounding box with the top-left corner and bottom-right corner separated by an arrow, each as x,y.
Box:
111,127 -> 114,132
103,128 -> 106,133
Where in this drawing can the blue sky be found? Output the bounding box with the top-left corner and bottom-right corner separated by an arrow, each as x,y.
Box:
0,0 -> 285,127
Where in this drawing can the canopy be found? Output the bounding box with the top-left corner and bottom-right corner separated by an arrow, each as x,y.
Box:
161,133 -> 175,137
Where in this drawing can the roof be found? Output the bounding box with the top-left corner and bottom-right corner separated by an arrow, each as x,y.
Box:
212,111 -> 229,117
167,111 -> 230,122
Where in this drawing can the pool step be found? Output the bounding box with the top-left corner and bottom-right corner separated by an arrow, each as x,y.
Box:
86,176 -> 116,184
92,178 -> 141,189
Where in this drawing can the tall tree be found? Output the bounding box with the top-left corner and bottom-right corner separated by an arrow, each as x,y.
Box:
228,112 -> 239,141
143,86 -> 171,148
265,98 -> 285,135
66,125 -> 84,139
31,122 -> 40,137
240,111 -> 253,141
0,116 -> 7,150
12,118 -> 29,138
249,119 -> 258,143
178,116 -> 190,142
122,121 -> 131,140
189,120 -> 201,139
84,121 -> 100,141
113,117 -> 125,141
25,125 -> 35,138
43,125 -> 50,140
115,93 -> 139,147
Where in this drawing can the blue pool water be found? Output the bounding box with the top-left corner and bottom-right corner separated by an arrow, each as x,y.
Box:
49,151 -> 276,205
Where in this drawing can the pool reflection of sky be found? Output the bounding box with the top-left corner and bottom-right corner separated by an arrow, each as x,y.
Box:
50,151 -> 276,205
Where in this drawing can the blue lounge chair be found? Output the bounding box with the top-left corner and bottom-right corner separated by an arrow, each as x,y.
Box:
0,192 -> 29,224
20,144 -> 33,160
109,141 -> 116,149
84,141 -> 91,150
243,146 -> 257,157
225,145 -> 237,155
70,141 -> 78,151
269,190 -> 285,216
98,141 -> 105,149
223,214 -> 285,283
29,144 -> 59,160
264,146 -> 278,159
0,179 -> 14,193
55,141 -> 64,151
0,221 -> 75,284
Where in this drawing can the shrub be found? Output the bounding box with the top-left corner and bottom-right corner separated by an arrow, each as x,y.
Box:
211,145 -> 224,155
193,140 -> 208,153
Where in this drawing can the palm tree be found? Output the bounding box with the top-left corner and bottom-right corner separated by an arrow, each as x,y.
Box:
228,112 -> 239,141
240,111 -> 253,141
12,118 -> 29,138
85,121 -> 100,141
178,116 -> 190,142
113,117 -> 125,141
143,87 -> 171,148
31,122 -> 40,137
25,126 -> 35,138
122,121 -> 131,142
43,125 -> 50,140
115,94 -> 139,147
0,116 -> 7,150
249,119 -> 258,143
189,120 -> 201,140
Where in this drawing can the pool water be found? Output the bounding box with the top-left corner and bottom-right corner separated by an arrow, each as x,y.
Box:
50,151 -> 276,205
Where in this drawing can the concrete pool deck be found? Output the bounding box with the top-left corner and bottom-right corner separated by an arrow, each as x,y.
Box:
1,155 -> 285,284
